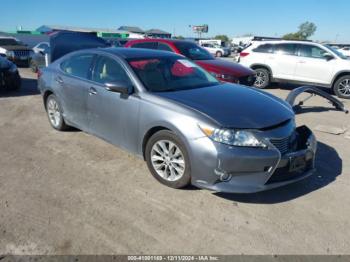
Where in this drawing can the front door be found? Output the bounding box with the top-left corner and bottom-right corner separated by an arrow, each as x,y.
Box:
294,44 -> 334,85
87,55 -> 140,152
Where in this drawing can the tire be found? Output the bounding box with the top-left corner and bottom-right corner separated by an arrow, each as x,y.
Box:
253,68 -> 270,89
145,130 -> 191,189
216,51 -> 223,57
333,75 -> 350,99
45,94 -> 69,131
30,60 -> 38,73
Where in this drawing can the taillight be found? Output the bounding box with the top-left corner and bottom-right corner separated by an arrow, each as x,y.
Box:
37,69 -> 42,79
240,52 -> 250,57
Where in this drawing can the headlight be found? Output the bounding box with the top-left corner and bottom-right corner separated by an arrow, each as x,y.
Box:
199,124 -> 267,148
5,51 -> 15,57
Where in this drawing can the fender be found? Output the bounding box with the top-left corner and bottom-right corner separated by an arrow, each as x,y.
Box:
286,86 -> 348,114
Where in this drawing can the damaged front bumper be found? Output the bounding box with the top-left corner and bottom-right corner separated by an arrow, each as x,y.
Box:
190,125 -> 317,193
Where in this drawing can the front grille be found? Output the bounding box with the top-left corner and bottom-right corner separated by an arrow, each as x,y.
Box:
270,136 -> 291,155
14,50 -> 30,58
266,160 -> 313,184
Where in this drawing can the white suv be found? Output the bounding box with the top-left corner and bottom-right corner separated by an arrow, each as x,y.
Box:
239,40 -> 350,98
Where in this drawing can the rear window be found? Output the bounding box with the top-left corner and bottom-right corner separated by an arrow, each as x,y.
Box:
253,44 -> 274,53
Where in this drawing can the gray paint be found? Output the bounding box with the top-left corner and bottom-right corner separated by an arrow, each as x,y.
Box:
38,48 -> 317,193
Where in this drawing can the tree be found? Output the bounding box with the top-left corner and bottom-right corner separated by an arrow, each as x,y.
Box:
173,35 -> 185,39
283,21 -> 317,40
214,35 -> 230,42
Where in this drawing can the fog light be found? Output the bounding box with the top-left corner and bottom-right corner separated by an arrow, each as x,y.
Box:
305,151 -> 313,161
214,169 -> 232,182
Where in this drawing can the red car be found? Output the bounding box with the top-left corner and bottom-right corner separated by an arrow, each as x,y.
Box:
125,39 -> 256,85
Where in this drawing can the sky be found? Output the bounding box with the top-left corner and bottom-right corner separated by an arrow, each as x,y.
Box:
0,0 -> 349,43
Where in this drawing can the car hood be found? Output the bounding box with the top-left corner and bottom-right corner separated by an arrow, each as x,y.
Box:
195,59 -> 254,77
0,45 -> 32,51
154,83 -> 294,129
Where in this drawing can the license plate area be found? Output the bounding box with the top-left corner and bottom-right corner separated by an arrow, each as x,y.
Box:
289,155 -> 306,172
20,56 -> 28,60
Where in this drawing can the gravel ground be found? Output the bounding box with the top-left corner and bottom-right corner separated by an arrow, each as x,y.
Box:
0,68 -> 349,255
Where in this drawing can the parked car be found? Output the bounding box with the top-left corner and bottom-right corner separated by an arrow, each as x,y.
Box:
239,40 -> 350,98
338,47 -> 350,58
32,42 -> 50,54
125,39 -> 255,85
0,36 -> 33,66
38,45 -> 317,193
200,43 -> 230,57
0,56 -> 21,91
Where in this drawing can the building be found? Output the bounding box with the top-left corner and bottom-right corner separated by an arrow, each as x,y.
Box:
36,25 -> 129,38
145,29 -> 171,39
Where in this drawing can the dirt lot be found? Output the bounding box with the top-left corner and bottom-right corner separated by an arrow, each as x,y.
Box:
0,68 -> 349,255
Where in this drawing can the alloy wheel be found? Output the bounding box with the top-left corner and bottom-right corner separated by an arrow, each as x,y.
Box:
47,98 -> 61,128
150,140 -> 185,182
338,78 -> 350,97
255,71 -> 267,88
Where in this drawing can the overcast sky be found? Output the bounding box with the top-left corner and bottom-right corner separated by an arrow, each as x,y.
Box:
0,0 -> 348,43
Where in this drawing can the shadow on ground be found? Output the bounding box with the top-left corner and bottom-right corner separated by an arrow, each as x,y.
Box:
214,142 -> 342,204
0,78 -> 39,97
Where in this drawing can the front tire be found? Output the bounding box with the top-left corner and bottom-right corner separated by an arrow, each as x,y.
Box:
333,75 -> 350,99
45,94 -> 69,131
145,130 -> 191,189
253,68 -> 270,89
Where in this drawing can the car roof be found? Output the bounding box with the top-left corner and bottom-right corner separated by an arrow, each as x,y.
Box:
91,47 -> 182,59
127,38 -> 196,45
253,40 -> 319,45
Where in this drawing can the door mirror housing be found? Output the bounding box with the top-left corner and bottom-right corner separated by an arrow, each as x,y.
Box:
105,81 -> 132,95
323,53 -> 334,61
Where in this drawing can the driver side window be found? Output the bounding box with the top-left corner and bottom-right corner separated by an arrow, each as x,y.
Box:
299,45 -> 329,59
92,56 -> 132,85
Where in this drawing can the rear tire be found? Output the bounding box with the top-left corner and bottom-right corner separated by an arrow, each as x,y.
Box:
253,68 -> 270,89
145,130 -> 191,189
333,75 -> 350,99
45,94 -> 69,131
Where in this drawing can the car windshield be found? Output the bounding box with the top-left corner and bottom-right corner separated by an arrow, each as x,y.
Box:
0,38 -> 20,46
324,45 -> 348,60
127,56 -> 220,92
174,42 -> 214,61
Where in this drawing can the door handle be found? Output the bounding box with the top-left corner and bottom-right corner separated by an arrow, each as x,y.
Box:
89,87 -> 97,95
55,76 -> 64,84
298,61 -> 306,64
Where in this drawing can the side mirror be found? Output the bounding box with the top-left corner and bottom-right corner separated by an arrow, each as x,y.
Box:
324,53 -> 334,61
105,82 -> 132,95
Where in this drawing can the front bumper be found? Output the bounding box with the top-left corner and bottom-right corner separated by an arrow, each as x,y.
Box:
190,125 -> 317,193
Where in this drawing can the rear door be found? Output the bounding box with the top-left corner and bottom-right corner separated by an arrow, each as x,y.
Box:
294,44 -> 335,85
57,53 -> 95,129
272,43 -> 299,80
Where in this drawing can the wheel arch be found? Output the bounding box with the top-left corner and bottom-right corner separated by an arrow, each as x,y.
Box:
142,126 -> 171,160
43,90 -> 54,109
250,64 -> 273,77
331,71 -> 350,88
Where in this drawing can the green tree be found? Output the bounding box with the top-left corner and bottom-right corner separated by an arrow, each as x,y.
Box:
283,21 -> 317,40
173,35 -> 185,39
214,35 -> 230,42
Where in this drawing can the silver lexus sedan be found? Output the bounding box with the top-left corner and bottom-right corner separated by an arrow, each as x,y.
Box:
38,48 -> 317,193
